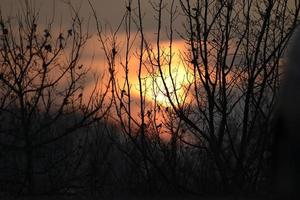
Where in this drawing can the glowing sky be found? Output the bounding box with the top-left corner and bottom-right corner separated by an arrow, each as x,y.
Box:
0,0 -> 190,106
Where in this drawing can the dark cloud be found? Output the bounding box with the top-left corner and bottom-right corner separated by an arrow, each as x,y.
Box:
0,0 -> 184,37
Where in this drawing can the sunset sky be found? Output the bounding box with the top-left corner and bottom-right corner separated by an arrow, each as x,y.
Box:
0,1 -> 205,144
2,0 -> 293,114
0,0 -> 189,104
0,0 -> 295,130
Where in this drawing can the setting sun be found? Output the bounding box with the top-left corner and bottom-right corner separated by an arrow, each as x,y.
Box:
134,40 -> 194,107
145,63 -> 192,107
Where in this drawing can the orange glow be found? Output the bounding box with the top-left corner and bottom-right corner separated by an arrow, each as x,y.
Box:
142,40 -> 193,107
144,64 -> 192,107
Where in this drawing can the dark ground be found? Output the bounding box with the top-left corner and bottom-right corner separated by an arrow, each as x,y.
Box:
1,195 -> 272,200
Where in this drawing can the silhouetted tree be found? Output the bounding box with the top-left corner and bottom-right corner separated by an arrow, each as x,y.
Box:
157,0 -> 300,193
0,2 -> 111,195
90,0 -> 300,196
